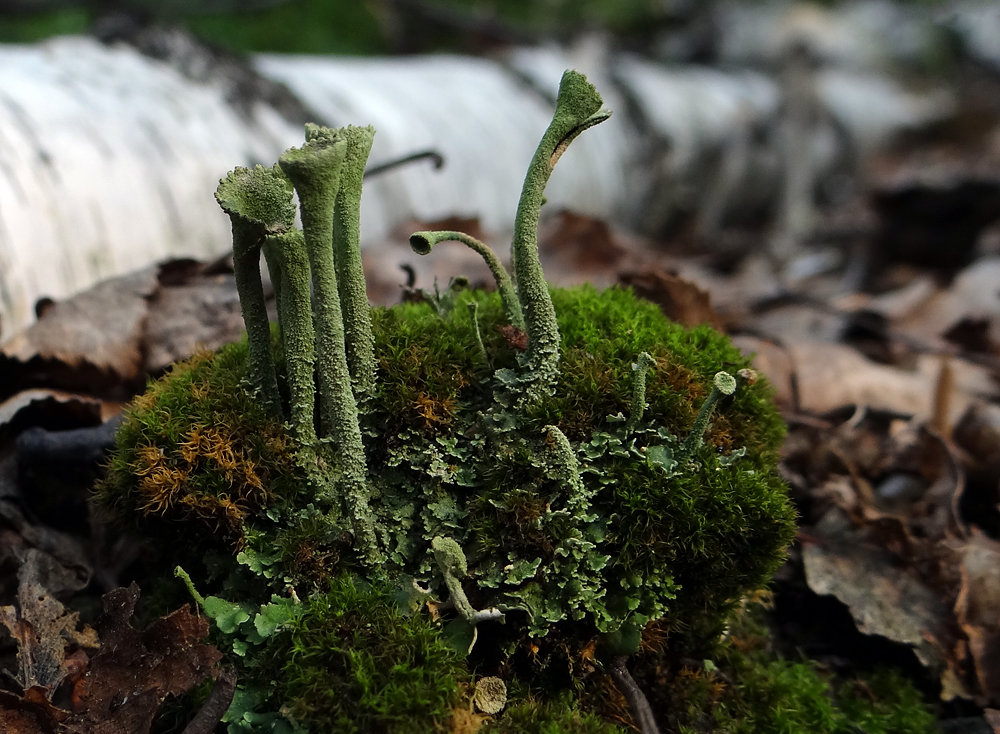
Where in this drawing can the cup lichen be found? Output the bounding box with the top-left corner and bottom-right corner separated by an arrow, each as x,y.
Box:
98,70 -> 801,732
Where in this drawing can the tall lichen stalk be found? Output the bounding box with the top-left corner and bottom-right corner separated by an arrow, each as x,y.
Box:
220,70 -> 615,569
222,128 -> 380,563
510,72 -> 611,399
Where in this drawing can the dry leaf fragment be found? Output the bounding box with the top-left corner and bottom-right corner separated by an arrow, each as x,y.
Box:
65,583 -> 222,734
788,340 -> 988,426
954,528 -> 1000,705
802,511 -> 951,679
620,266 -> 724,329
0,549 -> 98,695
142,270 -> 245,374
0,267 -> 158,395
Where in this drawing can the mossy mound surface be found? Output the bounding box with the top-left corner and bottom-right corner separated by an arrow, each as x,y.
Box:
99,284 -> 797,729
101,285 -> 793,634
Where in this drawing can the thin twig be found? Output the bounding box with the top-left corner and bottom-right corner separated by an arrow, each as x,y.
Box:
609,656 -> 661,734
364,150 -> 444,178
181,665 -> 237,734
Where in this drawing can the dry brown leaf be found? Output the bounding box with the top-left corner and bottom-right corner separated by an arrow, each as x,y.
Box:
730,335 -> 795,408
65,583 -> 222,734
893,257 -> 1000,349
142,265 -> 245,374
954,528 -> 1000,705
0,549 -> 97,695
984,708 -> 1000,734
0,390 -> 108,435
802,510 -> 956,689
0,267 -> 158,394
620,266 -> 724,329
789,341 -> 985,426
538,210 -> 635,288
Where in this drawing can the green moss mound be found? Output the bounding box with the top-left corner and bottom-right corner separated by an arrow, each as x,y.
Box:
100,284 -> 798,729
101,285 -> 794,634
267,575 -> 466,733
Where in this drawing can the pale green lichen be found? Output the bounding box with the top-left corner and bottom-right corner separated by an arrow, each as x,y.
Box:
262,228 -> 316,446
278,133 -> 379,562
681,370 -> 738,456
214,164 -> 296,417
467,300 -> 489,367
626,352 -> 656,433
511,70 -> 611,401
409,229 -> 524,330
278,133 -> 351,441
328,124 -> 377,400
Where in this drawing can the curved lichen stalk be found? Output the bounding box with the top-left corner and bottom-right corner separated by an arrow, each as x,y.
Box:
681,371 -> 738,456
511,70 -> 611,399
215,165 -> 296,418
409,230 -> 524,330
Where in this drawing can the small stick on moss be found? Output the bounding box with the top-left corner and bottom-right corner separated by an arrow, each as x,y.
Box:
215,165 -> 296,418
181,665 -> 236,734
325,124 -> 378,400
681,371 -> 737,456
511,70 -> 611,399
609,656 -> 662,734
410,230 -> 524,330
467,301 -> 489,368
626,352 -> 656,433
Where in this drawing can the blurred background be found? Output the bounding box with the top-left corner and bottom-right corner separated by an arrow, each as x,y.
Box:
1,0 -> 998,337
3,3 -> 1000,730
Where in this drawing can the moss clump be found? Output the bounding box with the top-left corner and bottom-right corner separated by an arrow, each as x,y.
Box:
638,600 -> 938,734
101,285 -> 795,640
485,694 -> 627,734
100,340 -> 298,548
98,71 -> 802,731
264,575 -> 466,734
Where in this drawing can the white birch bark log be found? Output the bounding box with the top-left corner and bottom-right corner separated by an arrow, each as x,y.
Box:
0,32 -> 952,338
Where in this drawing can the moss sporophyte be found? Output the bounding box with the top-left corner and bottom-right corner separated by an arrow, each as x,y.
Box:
99,71 -> 801,732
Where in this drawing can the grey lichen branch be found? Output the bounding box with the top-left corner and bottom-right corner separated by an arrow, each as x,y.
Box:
409,230 -> 524,330
626,352 -> 656,432
262,228 -> 316,446
326,124 -> 378,401
279,132 -> 380,564
681,370 -> 737,456
431,535 -> 505,651
215,164 -> 296,418
511,70 -> 611,400
609,656 -> 662,734
278,132 -> 349,440
544,425 -> 591,514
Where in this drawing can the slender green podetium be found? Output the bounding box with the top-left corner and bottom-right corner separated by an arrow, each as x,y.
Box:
99,70 -> 800,733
